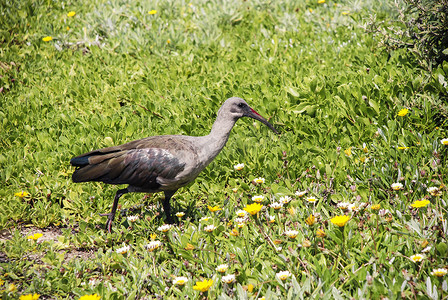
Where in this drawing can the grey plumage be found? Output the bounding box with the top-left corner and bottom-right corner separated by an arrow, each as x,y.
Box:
70,97 -> 278,232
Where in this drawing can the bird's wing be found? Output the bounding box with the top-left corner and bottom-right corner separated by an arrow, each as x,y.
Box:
71,147 -> 186,189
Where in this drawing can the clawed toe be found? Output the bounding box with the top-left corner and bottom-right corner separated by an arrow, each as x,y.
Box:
100,213 -> 115,233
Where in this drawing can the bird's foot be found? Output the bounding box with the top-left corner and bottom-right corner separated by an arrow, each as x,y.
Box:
100,213 -> 114,233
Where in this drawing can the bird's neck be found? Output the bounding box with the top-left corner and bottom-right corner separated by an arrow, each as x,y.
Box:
210,113 -> 237,140
199,114 -> 237,164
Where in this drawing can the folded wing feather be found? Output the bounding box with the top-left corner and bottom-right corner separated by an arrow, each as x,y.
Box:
71,147 -> 186,190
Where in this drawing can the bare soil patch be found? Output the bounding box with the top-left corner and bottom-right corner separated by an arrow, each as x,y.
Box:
0,225 -> 96,263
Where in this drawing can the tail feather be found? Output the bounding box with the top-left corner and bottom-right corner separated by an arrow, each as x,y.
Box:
70,149 -> 123,183
72,164 -> 110,183
70,156 -> 90,167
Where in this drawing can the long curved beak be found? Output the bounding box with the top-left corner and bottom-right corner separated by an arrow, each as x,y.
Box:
244,107 -> 279,134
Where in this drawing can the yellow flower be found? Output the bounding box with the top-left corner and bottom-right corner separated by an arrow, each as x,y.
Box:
148,10 -> 157,15
318,0 -> 325,3
8,283 -> 17,292
341,11 -> 350,15
344,147 -> 352,157
42,36 -> 53,42
150,233 -> 157,240
7,283 -> 17,293
409,254 -> 424,262
232,187 -> 238,193
247,284 -> 254,292
330,215 -> 350,227
79,295 -> 101,300
208,205 -> 221,212
287,207 -> 296,215
410,199 -> 430,208
27,233 -> 43,241
166,39 -> 171,44
441,138 -> 448,145
397,108 -> 409,117
305,214 -> 316,226
67,11 -> 76,17
193,279 -> 213,292
431,268 -> 448,277
229,228 -> 239,236
244,203 -> 263,215
176,212 -> 185,218
66,26 -> 70,31
371,204 -> 381,210
15,191 -> 29,198
397,146 -> 409,150
185,243 -> 195,250
20,294 -> 40,300
316,228 -> 326,237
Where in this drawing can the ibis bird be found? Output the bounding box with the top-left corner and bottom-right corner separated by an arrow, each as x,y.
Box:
70,97 -> 278,232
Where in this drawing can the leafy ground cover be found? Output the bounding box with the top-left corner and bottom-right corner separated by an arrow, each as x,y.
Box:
1,0 -> 448,299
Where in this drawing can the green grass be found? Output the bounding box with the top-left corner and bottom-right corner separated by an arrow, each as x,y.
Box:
1,0 -> 448,299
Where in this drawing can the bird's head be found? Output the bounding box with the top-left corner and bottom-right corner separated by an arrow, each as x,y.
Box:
221,97 -> 279,134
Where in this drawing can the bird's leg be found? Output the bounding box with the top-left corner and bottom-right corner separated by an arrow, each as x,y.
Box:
162,191 -> 176,224
100,188 -> 128,233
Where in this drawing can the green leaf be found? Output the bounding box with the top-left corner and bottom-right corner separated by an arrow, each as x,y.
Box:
292,102 -> 317,114
436,242 -> 447,256
285,86 -> 300,98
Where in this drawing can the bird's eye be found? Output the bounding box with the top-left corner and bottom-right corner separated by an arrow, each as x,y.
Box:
237,103 -> 246,108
